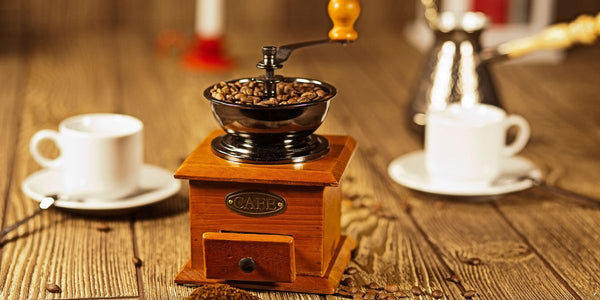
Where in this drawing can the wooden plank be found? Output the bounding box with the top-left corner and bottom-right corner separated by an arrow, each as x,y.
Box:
0,35 -> 26,234
0,32 -> 139,299
304,33 -> 580,298
115,31 -> 213,300
0,0 -> 24,36
495,188 -> 600,299
25,0 -> 114,32
492,46 -> 600,199
0,34 -> 27,287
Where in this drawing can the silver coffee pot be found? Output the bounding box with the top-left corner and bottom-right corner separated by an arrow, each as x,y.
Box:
408,10 -> 600,131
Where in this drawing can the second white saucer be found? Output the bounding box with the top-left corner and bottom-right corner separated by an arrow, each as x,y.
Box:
388,151 -> 541,196
22,164 -> 181,211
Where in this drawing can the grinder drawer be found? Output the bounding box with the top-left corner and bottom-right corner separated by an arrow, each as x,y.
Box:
203,232 -> 296,282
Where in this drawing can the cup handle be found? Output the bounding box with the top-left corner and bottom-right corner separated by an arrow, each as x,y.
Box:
503,114 -> 530,157
30,129 -> 62,169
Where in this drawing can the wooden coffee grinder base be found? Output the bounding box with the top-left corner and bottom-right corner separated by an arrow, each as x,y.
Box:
174,130 -> 357,294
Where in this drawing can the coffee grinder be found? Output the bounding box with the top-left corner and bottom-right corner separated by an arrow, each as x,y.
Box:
174,0 -> 360,294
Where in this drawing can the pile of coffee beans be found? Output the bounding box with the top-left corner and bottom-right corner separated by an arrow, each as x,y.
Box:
209,80 -> 331,106
185,284 -> 260,300
337,266 -> 480,299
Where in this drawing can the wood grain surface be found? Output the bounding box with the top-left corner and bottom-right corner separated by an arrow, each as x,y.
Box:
0,33 -> 139,299
0,21 -> 599,300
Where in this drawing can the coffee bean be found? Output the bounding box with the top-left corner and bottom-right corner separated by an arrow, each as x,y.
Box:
446,274 -> 461,283
367,282 -> 382,290
341,277 -> 356,287
411,286 -> 422,295
384,284 -> 398,293
345,267 -> 358,275
340,284 -> 359,293
96,223 -> 111,232
301,91 -> 316,99
375,292 -> 388,299
463,290 -> 477,298
259,99 -> 277,106
283,85 -> 294,93
46,283 -> 61,293
353,295 -> 363,300
394,291 -> 409,298
432,289 -> 443,298
467,257 -> 482,265
240,87 -> 251,95
212,92 -> 224,101
132,256 -> 142,267
363,290 -> 377,299
336,290 -> 354,298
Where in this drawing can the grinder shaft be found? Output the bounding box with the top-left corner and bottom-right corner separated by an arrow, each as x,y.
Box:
256,0 -> 360,98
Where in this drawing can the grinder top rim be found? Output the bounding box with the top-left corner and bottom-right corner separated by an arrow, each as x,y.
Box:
203,77 -> 337,110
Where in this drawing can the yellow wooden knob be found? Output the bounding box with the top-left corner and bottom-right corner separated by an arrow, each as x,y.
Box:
328,0 -> 360,41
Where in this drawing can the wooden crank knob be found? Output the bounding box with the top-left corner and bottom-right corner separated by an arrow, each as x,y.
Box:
328,0 -> 360,41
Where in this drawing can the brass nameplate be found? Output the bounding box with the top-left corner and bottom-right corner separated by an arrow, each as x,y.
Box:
225,190 -> 287,217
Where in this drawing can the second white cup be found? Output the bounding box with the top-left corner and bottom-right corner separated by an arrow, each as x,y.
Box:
30,113 -> 143,200
425,104 -> 530,187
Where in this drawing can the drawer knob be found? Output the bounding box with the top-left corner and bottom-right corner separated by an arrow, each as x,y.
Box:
238,257 -> 256,273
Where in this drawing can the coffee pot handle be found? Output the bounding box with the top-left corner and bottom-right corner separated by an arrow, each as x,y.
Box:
328,0 -> 360,41
503,115 -> 531,157
497,12 -> 600,59
30,129 -> 63,169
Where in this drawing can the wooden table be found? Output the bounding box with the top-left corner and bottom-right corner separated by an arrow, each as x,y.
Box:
1,29 -> 599,299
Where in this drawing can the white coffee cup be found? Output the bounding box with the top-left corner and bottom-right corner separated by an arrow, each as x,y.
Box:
30,113 -> 143,200
425,104 -> 530,187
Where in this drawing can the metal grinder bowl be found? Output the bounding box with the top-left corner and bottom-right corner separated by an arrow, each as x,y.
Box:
204,77 -> 337,164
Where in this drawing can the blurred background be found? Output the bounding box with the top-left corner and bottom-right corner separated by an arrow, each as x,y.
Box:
1,0 -> 599,39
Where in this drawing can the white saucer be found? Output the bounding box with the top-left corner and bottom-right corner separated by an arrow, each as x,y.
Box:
21,164 -> 181,211
388,151 -> 542,196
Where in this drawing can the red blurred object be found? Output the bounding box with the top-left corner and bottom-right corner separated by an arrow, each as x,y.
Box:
183,36 -> 234,71
472,0 -> 508,24
155,31 -> 233,71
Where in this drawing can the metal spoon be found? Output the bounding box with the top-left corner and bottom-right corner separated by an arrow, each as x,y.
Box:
509,175 -> 600,207
0,194 -> 57,238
